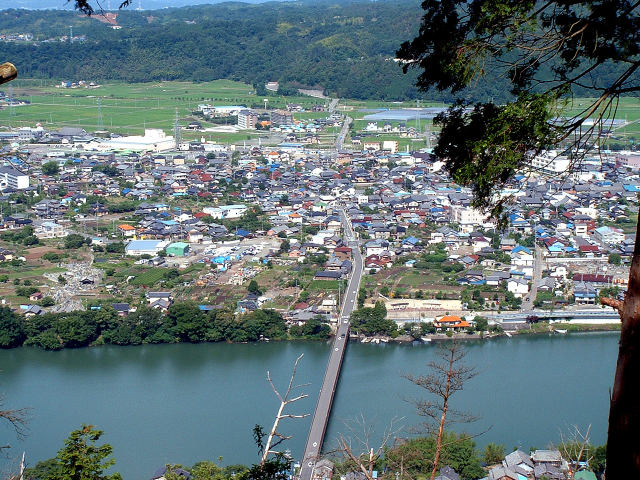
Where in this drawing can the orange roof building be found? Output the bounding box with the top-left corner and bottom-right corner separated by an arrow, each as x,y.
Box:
434,315 -> 471,330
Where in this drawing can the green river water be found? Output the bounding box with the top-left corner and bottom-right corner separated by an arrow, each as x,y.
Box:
0,333 -> 618,479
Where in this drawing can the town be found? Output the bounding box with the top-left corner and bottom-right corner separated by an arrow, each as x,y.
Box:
0,85 -> 631,343
1,0 -> 634,478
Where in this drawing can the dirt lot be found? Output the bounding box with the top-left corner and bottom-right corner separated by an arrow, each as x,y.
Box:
23,246 -> 63,261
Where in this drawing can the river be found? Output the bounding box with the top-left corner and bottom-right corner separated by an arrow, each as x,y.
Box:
0,333 -> 618,479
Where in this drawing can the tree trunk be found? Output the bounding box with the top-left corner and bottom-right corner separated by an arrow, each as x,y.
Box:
606,218 -> 640,478
430,349 -> 452,480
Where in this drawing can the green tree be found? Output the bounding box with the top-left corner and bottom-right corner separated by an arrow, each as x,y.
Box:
591,443 -> 607,477
397,2 -> 640,475
248,279 -> 262,295
42,161 -> 60,176
40,297 -> 56,307
64,234 -> 89,250
609,253 -> 622,265
473,316 -> 488,333
350,301 -> 395,336
24,458 -> 63,480
0,306 -> 25,348
56,424 -> 122,480
279,239 -> 290,254
358,286 -> 367,308
483,442 -> 505,465
105,242 -> 125,254
384,432 -> 485,480
167,302 -> 208,343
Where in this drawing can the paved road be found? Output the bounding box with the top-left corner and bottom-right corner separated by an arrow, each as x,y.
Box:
298,209 -> 363,480
522,244 -> 544,311
336,116 -> 351,152
520,244 -> 544,312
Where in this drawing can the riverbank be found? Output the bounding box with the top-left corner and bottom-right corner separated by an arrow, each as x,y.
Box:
350,322 -> 621,344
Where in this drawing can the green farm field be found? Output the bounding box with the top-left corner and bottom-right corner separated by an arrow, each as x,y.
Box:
562,96 -> 640,145
0,79 -> 329,139
2,78 -> 640,148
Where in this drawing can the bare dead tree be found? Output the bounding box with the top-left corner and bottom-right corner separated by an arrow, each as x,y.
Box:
403,341 -> 478,480
0,394 -> 30,452
558,424 -> 592,479
335,414 -> 404,480
260,353 -> 309,466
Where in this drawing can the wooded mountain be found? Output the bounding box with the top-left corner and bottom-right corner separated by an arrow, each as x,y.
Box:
0,1 -> 634,101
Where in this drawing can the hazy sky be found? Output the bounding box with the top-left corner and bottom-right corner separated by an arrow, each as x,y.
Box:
6,0 -> 289,11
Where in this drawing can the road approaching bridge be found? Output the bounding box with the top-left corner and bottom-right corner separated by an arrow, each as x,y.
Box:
298,209 -> 363,480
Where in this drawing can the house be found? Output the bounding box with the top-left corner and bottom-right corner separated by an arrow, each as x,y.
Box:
22,304 -> 44,317
502,449 -> 534,472
35,221 -> 67,239
510,245 -> 534,267
312,459 -> 334,480
151,466 -> 191,480
434,315 -> 470,331
0,166 -> 29,190
29,292 -> 43,302
333,246 -> 352,261
507,278 -> 529,297
488,466 -> 518,480
434,466 -> 460,480
117,224 -> 137,237
146,291 -> 172,310
594,225 -> 625,245
314,270 -> 343,280
364,239 -> 389,256
531,449 -> 565,469
573,282 -> 597,304
499,237 -> 517,251
125,239 -> 167,256
112,303 -> 131,316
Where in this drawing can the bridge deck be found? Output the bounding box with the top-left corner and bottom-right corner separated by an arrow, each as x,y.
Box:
298,209 -> 362,480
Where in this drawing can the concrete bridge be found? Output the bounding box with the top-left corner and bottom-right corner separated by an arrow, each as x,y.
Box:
298,209 -> 363,480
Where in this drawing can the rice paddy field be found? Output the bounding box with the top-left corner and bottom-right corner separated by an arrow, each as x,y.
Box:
0,79 -> 328,143
1,78 -> 640,149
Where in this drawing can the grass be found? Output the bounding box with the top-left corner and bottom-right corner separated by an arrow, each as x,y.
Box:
0,79 -> 329,139
562,96 -> 640,143
306,279 -> 343,291
129,268 -> 169,286
2,265 -> 65,280
4,77 -> 639,148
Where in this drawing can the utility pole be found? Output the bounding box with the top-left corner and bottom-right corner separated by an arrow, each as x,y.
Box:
97,98 -> 103,131
174,108 -> 181,149
8,84 -> 15,118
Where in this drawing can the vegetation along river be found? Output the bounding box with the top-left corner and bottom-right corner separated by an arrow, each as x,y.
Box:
0,333 -> 617,479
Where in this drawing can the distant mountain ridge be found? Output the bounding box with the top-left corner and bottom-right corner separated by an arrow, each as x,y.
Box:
1,1 -> 630,101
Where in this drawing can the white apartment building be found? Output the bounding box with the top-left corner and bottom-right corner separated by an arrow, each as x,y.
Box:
451,205 -> 490,233
0,166 -> 29,190
531,151 -> 571,174
594,226 -> 625,245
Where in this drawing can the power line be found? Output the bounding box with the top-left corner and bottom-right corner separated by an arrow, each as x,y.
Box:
97,98 -> 103,131
174,107 -> 181,148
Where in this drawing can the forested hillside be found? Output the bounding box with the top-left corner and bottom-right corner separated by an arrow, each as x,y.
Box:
0,0 -> 635,101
